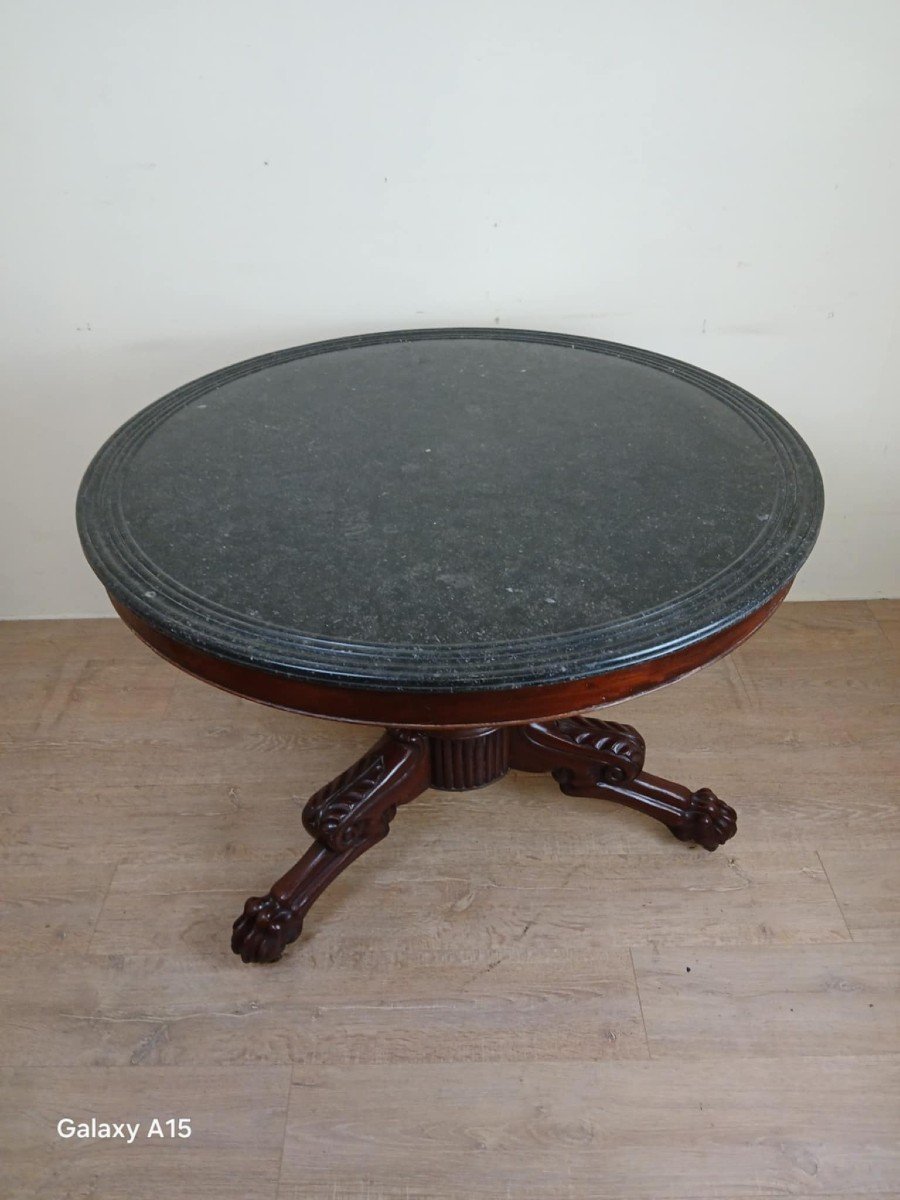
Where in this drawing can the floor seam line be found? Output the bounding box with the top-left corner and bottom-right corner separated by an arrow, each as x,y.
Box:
86,860 -> 122,954
273,1066 -> 294,1197
629,946 -> 653,1060
816,848 -> 855,941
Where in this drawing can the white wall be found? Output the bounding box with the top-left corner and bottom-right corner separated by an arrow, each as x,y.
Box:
1,0 -> 897,618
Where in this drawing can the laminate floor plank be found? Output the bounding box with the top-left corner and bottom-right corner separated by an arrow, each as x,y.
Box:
0,1066 -> 290,1200
0,950 -> 647,1068
0,863 -> 116,956
819,850 -> 900,942
632,941 -> 900,1058
87,848 -> 849,965
276,1056 -> 900,1199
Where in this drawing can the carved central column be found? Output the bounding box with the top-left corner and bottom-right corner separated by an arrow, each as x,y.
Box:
426,727 -> 510,790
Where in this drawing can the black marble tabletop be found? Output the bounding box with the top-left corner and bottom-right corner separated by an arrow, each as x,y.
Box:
77,329 -> 823,692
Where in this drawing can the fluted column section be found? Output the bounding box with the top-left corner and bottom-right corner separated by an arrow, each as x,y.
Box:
427,727 -> 510,790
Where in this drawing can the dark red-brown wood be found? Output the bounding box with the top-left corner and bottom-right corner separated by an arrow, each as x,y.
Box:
232,729 -> 431,963
231,716 -> 736,964
110,585 -> 789,729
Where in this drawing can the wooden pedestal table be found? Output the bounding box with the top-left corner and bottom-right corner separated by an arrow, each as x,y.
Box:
78,328 -> 823,964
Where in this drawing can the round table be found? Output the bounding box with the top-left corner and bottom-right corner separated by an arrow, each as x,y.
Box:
77,328 -> 823,963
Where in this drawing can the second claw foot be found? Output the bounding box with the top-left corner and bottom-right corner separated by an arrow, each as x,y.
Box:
670,788 -> 737,851
231,894 -> 303,964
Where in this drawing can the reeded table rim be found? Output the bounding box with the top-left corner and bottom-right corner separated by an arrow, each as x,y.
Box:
77,327 -> 824,693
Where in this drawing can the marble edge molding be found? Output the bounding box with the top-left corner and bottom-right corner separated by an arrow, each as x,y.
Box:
76,327 -> 824,694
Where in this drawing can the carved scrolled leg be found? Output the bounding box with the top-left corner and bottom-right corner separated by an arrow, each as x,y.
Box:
231,729 -> 429,962
510,717 -> 736,851
582,771 -> 737,851
510,717 -> 646,786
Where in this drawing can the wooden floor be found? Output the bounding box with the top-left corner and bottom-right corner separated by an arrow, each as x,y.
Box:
1,601 -> 898,1199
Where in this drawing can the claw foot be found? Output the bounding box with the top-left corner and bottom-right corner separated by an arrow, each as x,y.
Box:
671,788 -> 737,851
231,894 -> 303,963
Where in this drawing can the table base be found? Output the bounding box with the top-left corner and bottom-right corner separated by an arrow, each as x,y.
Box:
231,718 -> 737,964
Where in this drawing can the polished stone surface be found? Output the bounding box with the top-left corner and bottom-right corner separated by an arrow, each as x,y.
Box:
77,329 -> 823,691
